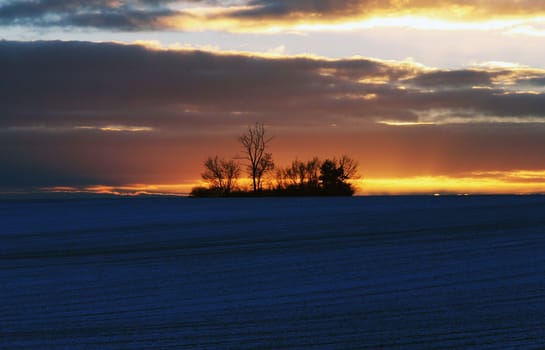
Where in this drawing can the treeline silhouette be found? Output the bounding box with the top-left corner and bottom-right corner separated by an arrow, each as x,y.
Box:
191,123 -> 359,197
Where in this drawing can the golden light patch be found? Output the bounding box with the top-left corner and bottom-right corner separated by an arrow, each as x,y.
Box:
378,121 -> 436,126
291,16 -> 523,32
155,2 -> 545,35
356,171 -> 545,195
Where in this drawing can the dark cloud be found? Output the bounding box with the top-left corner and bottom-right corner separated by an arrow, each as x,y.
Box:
227,0 -> 373,18
225,0 -> 545,20
0,40 -> 403,128
1,40 -> 545,189
405,70 -> 500,88
518,76 -> 545,86
0,0 -> 186,30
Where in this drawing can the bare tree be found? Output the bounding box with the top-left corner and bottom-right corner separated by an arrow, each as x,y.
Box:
202,156 -> 224,190
202,156 -> 241,194
337,155 -> 359,180
286,159 -> 308,186
283,159 -> 302,186
256,152 -> 274,191
276,157 -> 322,190
306,157 -> 321,187
221,159 -> 241,193
275,168 -> 287,189
238,122 -> 274,192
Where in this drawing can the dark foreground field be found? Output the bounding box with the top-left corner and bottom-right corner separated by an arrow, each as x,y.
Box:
2,195 -> 545,349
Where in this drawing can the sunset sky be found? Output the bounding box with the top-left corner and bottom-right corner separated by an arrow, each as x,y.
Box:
2,0 -> 545,195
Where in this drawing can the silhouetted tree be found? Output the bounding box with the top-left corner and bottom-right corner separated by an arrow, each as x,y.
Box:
255,152 -> 274,191
319,155 -> 358,195
238,122 -> 274,192
319,159 -> 342,188
201,156 -> 240,194
221,159 -> 241,193
277,157 -> 321,189
338,155 -> 359,181
305,157 -> 321,188
282,159 -> 306,187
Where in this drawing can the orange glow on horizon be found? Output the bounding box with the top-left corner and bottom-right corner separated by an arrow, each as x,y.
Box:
42,183 -> 197,196
41,170 -> 545,196
356,175 -> 545,195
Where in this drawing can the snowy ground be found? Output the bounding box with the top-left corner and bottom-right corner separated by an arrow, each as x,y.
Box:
1,196 -> 545,349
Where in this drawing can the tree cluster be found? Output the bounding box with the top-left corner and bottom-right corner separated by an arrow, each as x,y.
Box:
275,156 -> 358,196
190,122 -> 359,197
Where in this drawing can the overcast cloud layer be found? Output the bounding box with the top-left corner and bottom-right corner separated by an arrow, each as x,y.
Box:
1,40 -> 545,190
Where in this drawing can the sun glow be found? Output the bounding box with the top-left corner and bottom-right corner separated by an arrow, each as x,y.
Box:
357,171 -> 545,195
159,4 -> 545,35
292,16 -> 525,33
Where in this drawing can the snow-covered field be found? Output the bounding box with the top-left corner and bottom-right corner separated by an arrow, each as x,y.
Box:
2,196 -> 545,349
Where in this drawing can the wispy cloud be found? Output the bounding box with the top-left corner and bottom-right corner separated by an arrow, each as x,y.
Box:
75,125 -> 155,132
